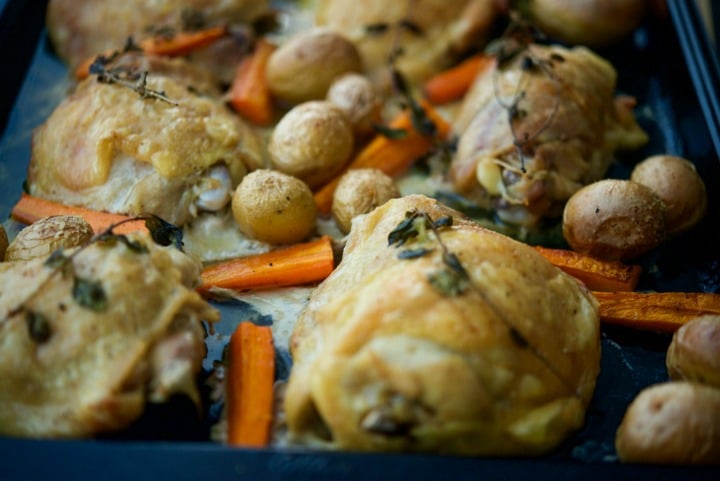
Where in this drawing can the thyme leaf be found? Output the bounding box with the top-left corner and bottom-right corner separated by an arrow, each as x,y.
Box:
427,267 -> 469,297
95,232 -> 149,253
365,23 -> 390,35
397,247 -> 433,260
144,215 -> 184,250
26,311 -> 52,344
73,277 -> 108,312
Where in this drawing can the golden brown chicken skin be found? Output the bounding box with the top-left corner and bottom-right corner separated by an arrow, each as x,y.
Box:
285,195 -> 600,455
450,43 -> 648,227
28,53 -> 263,226
315,0 -> 501,85
0,232 -> 219,438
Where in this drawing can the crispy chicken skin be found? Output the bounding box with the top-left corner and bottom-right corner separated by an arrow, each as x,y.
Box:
0,233 -> 219,438
285,195 -> 600,455
450,44 -> 648,227
46,0 -> 270,83
315,0 -> 500,85
28,54 -> 264,226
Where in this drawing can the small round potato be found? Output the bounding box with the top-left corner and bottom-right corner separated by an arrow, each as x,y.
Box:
0,225 -> 8,261
666,315 -> 720,388
326,73 -> 382,139
268,101 -> 354,189
266,27 -> 363,104
562,179 -> 666,261
630,155 -> 707,236
615,381 -> 720,465
331,168 -> 400,233
5,215 -> 94,262
232,169 -> 317,245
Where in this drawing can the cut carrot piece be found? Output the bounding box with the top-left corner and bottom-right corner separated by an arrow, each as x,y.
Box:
139,25 -> 228,57
593,291 -> 720,332
227,321 -> 275,447
229,38 -> 276,125
313,102 -> 450,214
198,236 -> 335,294
75,26 -> 228,79
11,193 -> 147,235
423,53 -> 495,105
535,246 -> 642,292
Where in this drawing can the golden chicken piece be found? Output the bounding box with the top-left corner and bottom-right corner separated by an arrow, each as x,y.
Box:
46,0 -> 270,84
28,53 -> 264,227
315,0 -> 501,85
0,232 -> 219,438
285,194 -> 600,455
449,43 -> 648,227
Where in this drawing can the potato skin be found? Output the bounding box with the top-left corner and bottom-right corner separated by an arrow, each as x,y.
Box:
268,101 -> 354,189
231,169 -> 317,245
630,155 -> 707,236
331,169 -> 400,233
667,315 -> 720,388
615,382 -> 720,465
5,215 -> 93,262
266,28 -> 363,104
326,73 -> 382,139
562,179 -> 666,261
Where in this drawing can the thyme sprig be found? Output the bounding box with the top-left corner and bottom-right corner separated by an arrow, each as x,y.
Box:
89,53 -> 178,105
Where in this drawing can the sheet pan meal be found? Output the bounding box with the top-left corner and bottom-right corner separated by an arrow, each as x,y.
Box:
1,0 -> 719,465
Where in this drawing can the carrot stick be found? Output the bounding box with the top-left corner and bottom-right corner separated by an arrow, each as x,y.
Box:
75,26 -> 228,79
593,291 -> 720,332
535,246 -> 642,292
198,236 -> 335,294
229,39 -> 276,125
313,102 -> 450,214
11,193 -> 147,235
423,53 -> 495,105
139,25 -> 228,57
227,321 -> 275,447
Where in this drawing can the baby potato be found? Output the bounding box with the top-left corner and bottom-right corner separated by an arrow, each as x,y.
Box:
331,168 -> 400,233
268,101 -> 354,189
562,179 -> 666,261
615,381 -> 720,465
266,27 -> 363,104
5,215 -> 93,262
630,155 -> 707,236
666,315 -> 720,388
326,73 -> 382,139
232,169 -> 317,245
0,225 -> 8,261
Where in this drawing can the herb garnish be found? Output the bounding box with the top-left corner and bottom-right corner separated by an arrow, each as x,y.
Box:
26,311 -> 52,344
72,277 -> 108,312
89,51 -> 177,105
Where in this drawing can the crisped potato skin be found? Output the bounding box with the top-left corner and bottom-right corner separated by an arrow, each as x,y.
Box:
667,315 -> 720,388
562,179 -> 665,261
615,382 -> 720,465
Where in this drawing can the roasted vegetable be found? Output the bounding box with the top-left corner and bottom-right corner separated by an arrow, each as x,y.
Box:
666,315 -> 720,388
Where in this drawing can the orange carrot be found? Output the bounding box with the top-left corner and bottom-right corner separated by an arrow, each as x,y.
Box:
11,193 -> 147,235
229,38 -> 276,125
313,102 -> 451,214
75,26 -> 228,79
593,291 -> 720,332
139,25 -> 228,56
198,236 -> 335,294
423,53 -> 495,105
227,321 -> 275,447
535,246 -> 642,292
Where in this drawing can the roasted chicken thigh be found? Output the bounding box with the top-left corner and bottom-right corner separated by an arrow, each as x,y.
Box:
285,195 -> 601,455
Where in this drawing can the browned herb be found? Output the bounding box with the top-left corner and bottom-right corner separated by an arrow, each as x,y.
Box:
89,55 -> 177,105
26,311 -> 52,344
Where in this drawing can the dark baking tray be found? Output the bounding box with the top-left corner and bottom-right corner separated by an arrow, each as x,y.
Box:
1,0 -> 719,479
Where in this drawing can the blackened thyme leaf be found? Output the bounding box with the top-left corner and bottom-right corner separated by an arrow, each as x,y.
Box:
144,215 -> 184,250
73,277 -> 108,312
26,311 -> 52,344
365,22 -> 390,35
397,247 -> 433,260
95,233 -> 149,253
44,249 -> 69,269
509,327 -> 529,348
